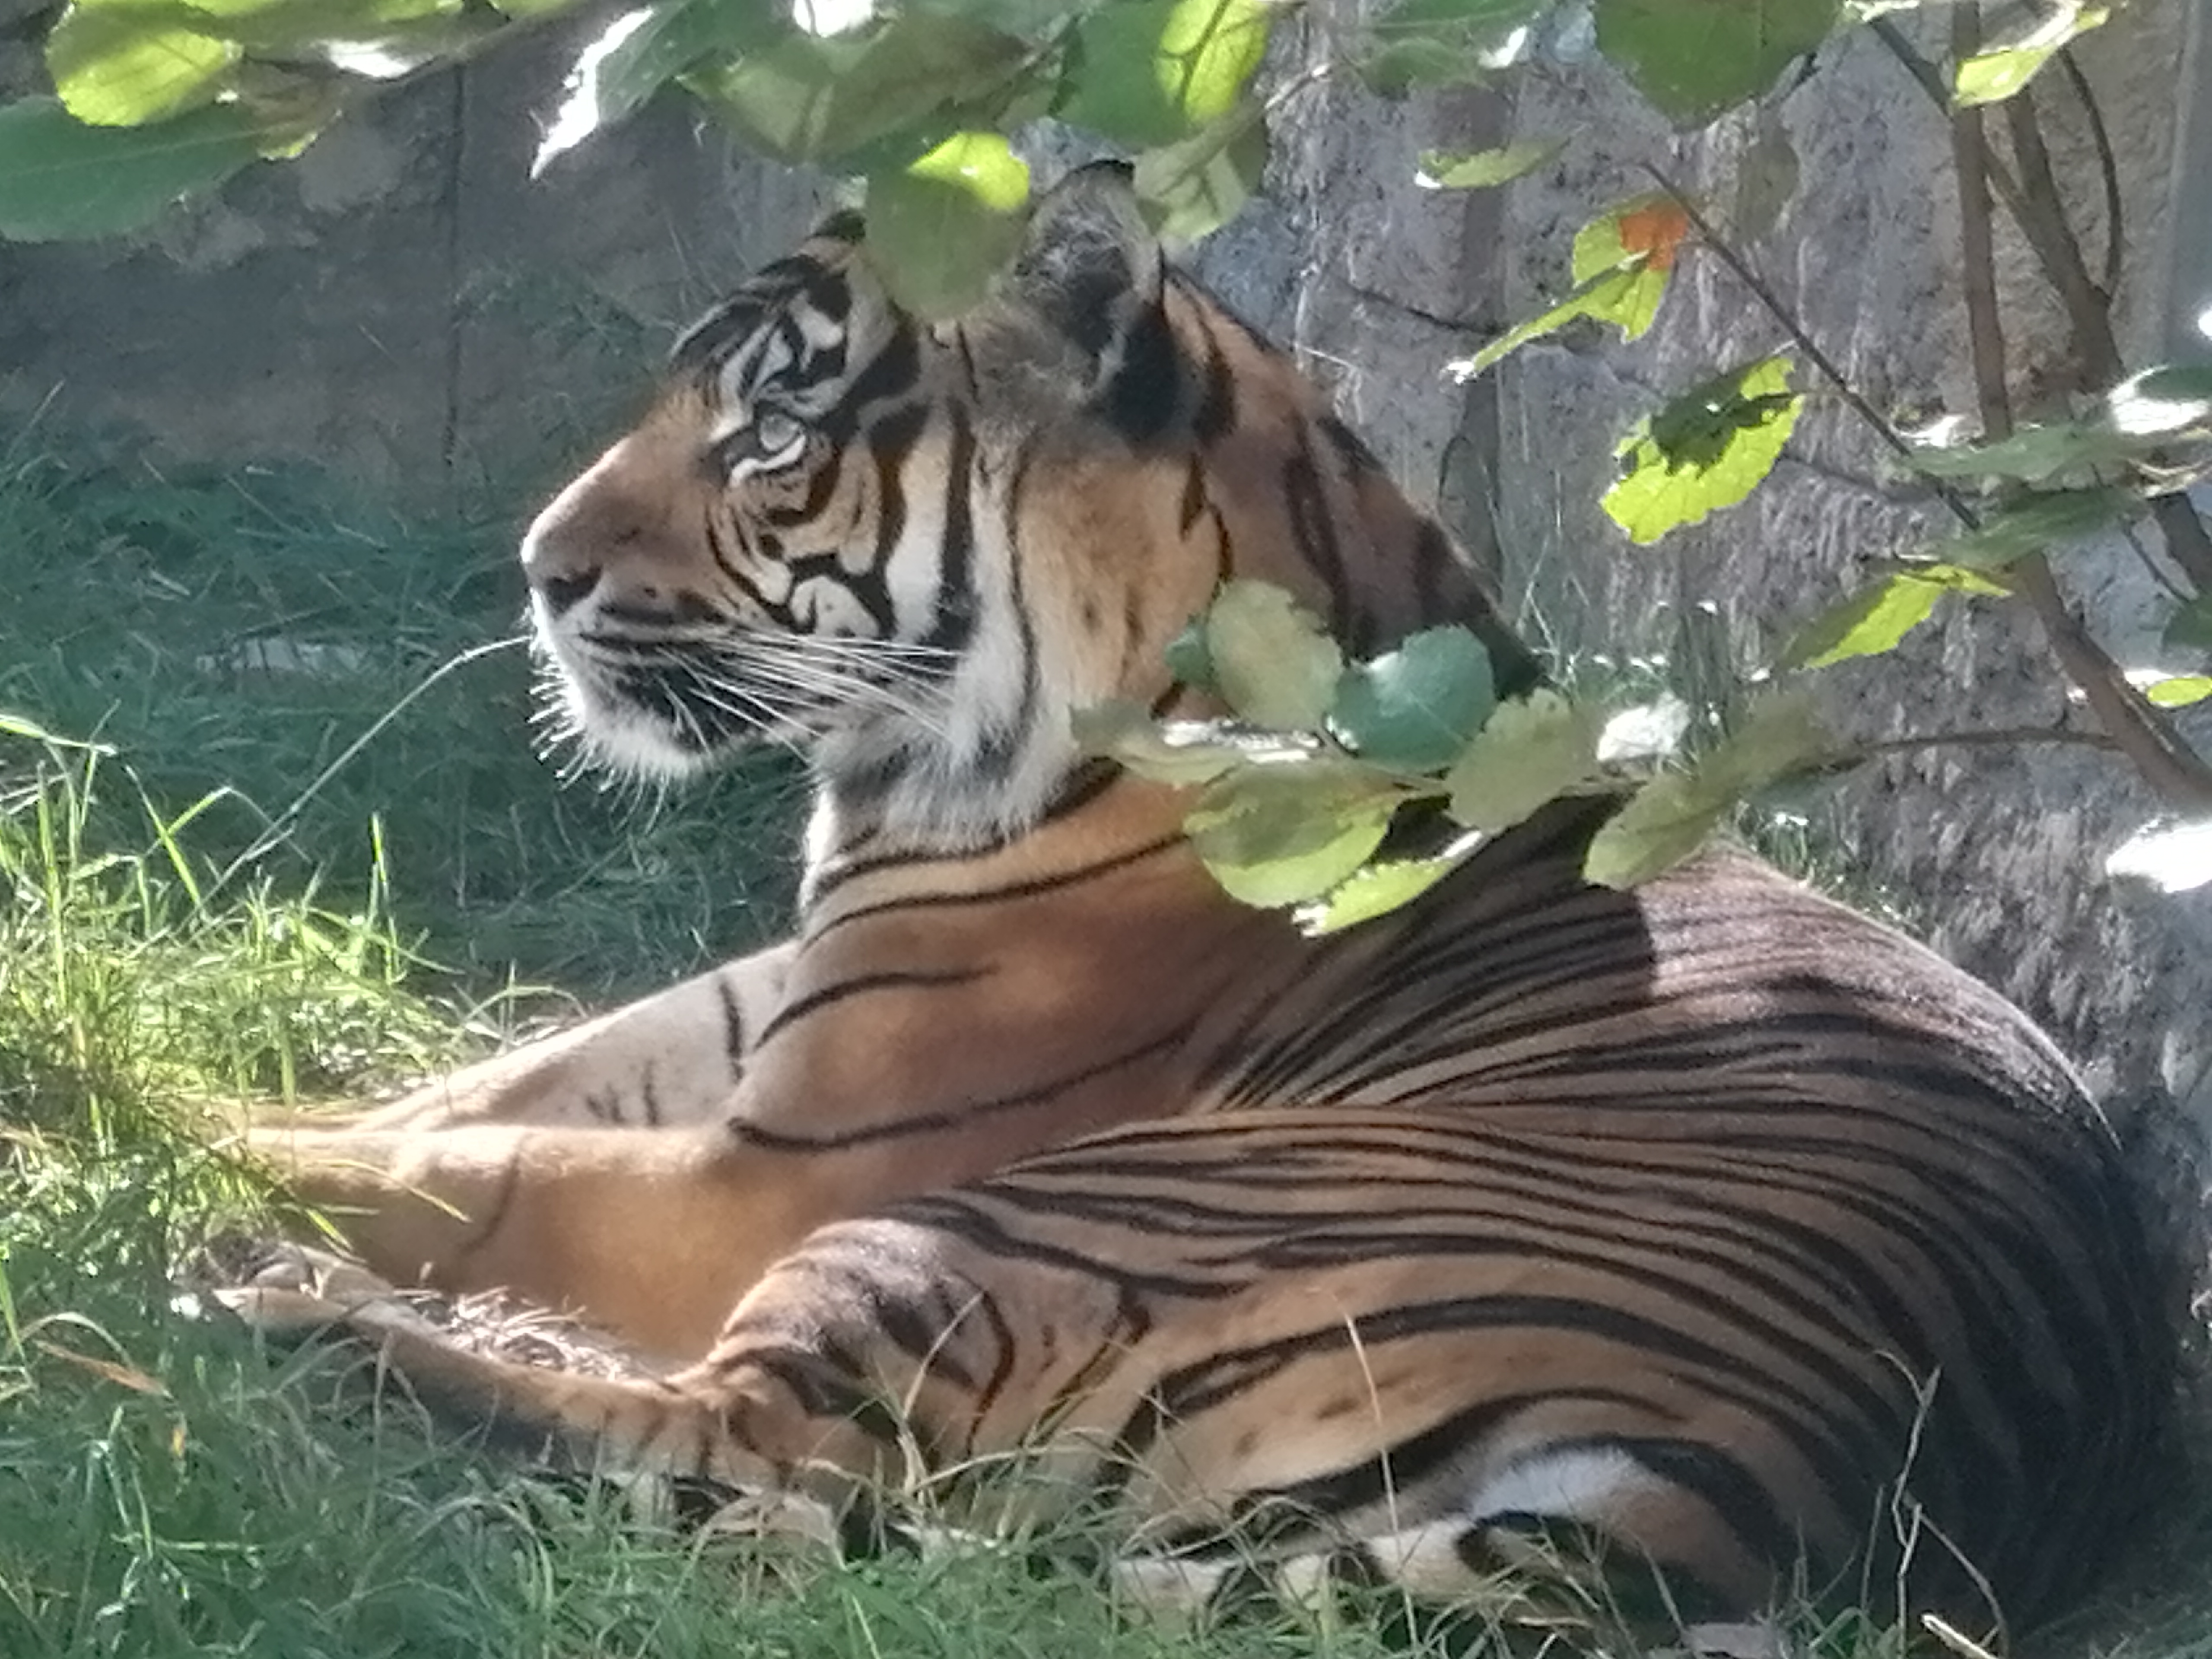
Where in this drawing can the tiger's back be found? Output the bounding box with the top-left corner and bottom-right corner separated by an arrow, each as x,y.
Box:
232,164 -> 2176,1634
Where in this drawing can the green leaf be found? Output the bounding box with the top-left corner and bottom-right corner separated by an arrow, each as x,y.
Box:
1443,688 -> 1600,831
1594,0 -> 1840,125
1203,580 -> 1344,729
1328,627 -> 1497,772
1915,489 -> 2133,571
1602,356 -> 1802,545
537,0 -> 787,173
1782,565 -> 2006,669
1163,615 -> 1216,688
1131,97 -> 1266,242
2144,676 -> 2212,709
1909,368 -> 2212,487
1357,0 -> 1551,95
1581,772 -> 1723,890
1296,849 -> 1472,934
1183,762 -> 1405,909
1570,194 -> 1690,285
864,131 -> 1030,318
1058,0 -> 1270,148
0,96 -> 263,240
1453,194 -> 1686,379
685,11 -> 1031,168
1954,3 -> 2107,106
46,0 -> 239,126
1071,699 -> 1312,786
1583,692 -> 1830,887
1783,575 -> 1940,669
1414,139 -> 1563,190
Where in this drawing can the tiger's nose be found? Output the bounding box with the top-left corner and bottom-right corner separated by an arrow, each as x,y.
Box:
535,569 -> 601,617
521,449 -> 650,617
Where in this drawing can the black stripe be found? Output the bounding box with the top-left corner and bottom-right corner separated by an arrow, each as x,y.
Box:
755,966 -> 985,1049
728,1021 -> 1195,1152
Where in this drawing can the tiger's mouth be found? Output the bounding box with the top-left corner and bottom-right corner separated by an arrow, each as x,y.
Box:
532,612 -> 959,780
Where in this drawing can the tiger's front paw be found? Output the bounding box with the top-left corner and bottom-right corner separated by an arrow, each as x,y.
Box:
204,1239 -> 443,1349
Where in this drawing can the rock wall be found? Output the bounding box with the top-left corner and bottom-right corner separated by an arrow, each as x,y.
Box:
4,3 -> 2206,1195
0,16 -> 828,496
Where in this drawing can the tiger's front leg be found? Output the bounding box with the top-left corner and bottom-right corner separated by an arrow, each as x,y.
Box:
258,942 -> 796,1135
245,1119 -> 876,1359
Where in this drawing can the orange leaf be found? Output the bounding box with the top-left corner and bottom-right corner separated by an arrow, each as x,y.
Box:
1617,200 -> 1691,269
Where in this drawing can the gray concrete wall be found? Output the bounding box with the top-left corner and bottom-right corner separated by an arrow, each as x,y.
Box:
4,3 -> 2206,1197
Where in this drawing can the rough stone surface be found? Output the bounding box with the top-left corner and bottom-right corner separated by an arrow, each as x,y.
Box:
1490,2 -> 2212,1226
5,1 -> 2206,1214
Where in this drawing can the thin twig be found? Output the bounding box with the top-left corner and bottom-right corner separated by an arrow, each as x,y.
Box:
1874,17 -> 2212,593
1867,19 -> 2037,226
2057,49 -> 2124,302
1948,22 -> 2012,436
1945,0 -> 2212,807
2001,88 -> 2118,371
1849,726 -> 2121,759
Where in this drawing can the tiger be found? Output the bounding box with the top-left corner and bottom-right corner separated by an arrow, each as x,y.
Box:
225,161 -> 2177,1637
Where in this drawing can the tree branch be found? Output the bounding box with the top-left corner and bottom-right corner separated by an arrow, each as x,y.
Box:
1875,18 -> 2212,594
1945,1 -> 2212,808
1846,725 -> 2121,760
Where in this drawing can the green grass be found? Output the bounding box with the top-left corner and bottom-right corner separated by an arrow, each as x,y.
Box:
0,432 -> 807,1004
0,444 -> 2206,1657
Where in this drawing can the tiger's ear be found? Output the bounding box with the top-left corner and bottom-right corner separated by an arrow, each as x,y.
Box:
1003,162 -> 1176,436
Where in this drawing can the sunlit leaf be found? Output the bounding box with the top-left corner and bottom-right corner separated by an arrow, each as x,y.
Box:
1954,3 -> 2107,106
1296,848 -> 1473,934
1594,0 -> 1840,124
1131,97 -> 1265,242
1443,689 -> 1601,832
2143,676 -> 2212,709
1910,369 -> 2212,487
1204,580 -> 1344,730
1329,627 -> 1497,772
1058,0 -> 1269,147
1072,699 -> 1313,787
537,0 -> 786,173
1415,139 -> 1563,190
2106,817 -> 2212,893
1357,0 -> 1549,95
684,11 -> 1031,167
1447,200 -> 1687,383
46,0 -> 239,126
0,96 -> 263,240
1602,356 -> 1801,544
864,130 -> 1029,317
1915,489 -> 2132,571
1583,691 -> 1830,887
1782,564 -> 2005,669
1183,762 -> 1405,908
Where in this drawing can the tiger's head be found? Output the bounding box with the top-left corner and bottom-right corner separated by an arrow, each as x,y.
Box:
523,162 -> 1534,849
